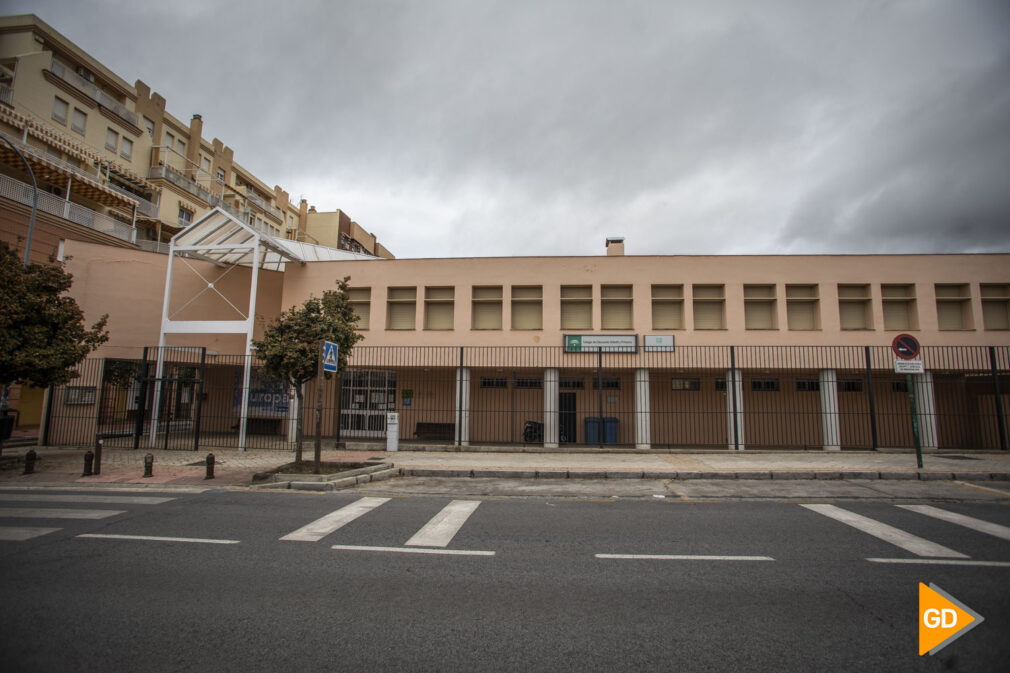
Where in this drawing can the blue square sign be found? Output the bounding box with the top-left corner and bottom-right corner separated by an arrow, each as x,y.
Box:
322,341 -> 339,373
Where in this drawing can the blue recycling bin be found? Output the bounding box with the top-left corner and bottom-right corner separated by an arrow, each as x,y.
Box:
584,417 -> 619,445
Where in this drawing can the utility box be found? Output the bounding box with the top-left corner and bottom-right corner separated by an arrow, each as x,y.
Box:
585,417 -> 619,445
385,412 -> 399,452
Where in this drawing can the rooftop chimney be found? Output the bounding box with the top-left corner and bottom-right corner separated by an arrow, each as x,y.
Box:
606,237 -> 625,256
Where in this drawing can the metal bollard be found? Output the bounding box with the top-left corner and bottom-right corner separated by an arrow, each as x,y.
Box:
205,453 -> 215,480
23,449 -> 37,475
82,450 -> 94,476
93,438 -> 103,476
143,453 -> 153,478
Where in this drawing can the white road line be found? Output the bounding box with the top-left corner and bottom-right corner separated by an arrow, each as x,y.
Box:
331,544 -> 495,556
595,554 -> 774,561
280,497 -> 390,542
0,508 -> 126,520
801,504 -> 968,558
405,500 -> 481,548
0,494 -> 173,505
867,558 -> 1010,568
898,505 -> 1010,542
0,527 -> 61,541
78,534 -> 239,545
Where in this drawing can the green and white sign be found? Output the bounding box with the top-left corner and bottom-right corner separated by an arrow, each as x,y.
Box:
564,334 -> 638,353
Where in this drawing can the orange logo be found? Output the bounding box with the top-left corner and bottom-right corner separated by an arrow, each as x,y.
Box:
919,583 -> 984,656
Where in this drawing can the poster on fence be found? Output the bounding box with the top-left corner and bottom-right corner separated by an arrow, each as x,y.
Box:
233,371 -> 290,418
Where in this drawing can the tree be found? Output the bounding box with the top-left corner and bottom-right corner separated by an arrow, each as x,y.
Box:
252,277 -> 362,471
0,242 -> 109,452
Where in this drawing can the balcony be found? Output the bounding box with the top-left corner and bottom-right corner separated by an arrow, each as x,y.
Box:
244,186 -> 283,221
103,180 -> 159,218
48,59 -> 139,128
0,170 -> 136,244
0,83 -> 12,108
149,164 -> 215,205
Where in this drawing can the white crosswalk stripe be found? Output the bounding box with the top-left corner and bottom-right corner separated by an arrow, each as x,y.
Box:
0,491 -> 175,542
0,494 -> 173,505
405,500 -> 481,548
280,497 -> 390,542
0,507 -> 126,520
898,505 -> 1010,542
0,527 -> 61,541
800,504 -> 968,558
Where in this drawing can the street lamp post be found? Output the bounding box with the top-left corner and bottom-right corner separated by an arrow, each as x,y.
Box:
1,135 -> 38,265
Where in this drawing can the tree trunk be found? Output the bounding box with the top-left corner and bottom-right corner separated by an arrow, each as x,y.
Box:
293,382 -> 304,463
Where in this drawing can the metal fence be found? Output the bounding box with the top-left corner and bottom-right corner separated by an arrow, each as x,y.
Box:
41,345 -> 1009,452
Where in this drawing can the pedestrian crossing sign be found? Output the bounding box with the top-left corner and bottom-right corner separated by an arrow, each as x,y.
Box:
322,341 -> 339,373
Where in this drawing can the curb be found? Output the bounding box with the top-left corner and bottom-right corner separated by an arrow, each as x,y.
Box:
253,464 -> 400,491
397,468 -> 1010,482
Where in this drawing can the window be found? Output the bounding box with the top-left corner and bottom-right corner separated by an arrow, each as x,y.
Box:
882,284 -> 917,330
715,379 -> 727,392
480,377 -> 508,389
511,286 -> 542,330
796,379 -> 820,392
652,285 -> 683,329
66,386 -> 97,405
981,284 -> 1010,330
601,285 -> 633,329
386,287 -> 416,330
176,138 -> 185,154
560,378 -> 585,390
839,380 -> 863,393
744,285 -> 776,330
120,137 -> 132,160
935,284 -> 973,330
514,377 -> 542,389
165,131 -> 175,148
177,207 -> 193,227
693,285 -> 725,329
838,284 -> 872,330
105,128 -> 118,152
472,286 -> 503,330
424,287 -> 454,330
560,285 -> 592,329
348,288 -> 370,330
592,378 -> 621,390
71,108 -> 87,135
786,285 -> 819,330
891,381 -> 908,394
671,378 -> 701,391
202,156 -> 211,172
143,116 -> 154,136
52,97 -> 68,124
751,379 -> 780,392
216,168 -> 226,182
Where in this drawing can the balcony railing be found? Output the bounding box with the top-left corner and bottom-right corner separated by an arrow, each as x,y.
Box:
0,170 -> 136,244
148,164 -> 215,205
0,83 -> 13,107
244,186 -> 283,220
135,239 -> 171,254
49,59 -> 139,127
103,181 -> 159,218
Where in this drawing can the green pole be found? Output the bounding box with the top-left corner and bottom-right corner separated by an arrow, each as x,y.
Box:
314,340 -> 324,473
906,373 -> 923,469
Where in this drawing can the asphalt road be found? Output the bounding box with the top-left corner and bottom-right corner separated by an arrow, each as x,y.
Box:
1,487 -> 1008,672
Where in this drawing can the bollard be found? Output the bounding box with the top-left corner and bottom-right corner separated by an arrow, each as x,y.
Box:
23,449 -> 37,475
82,450 -> 94,477
143,452 -> 153,478
205,453 -> 215,480
93,438 -> 103,476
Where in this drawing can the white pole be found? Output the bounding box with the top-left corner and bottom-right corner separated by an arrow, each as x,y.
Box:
149,240 -> 176,446
238,241 -> 263,451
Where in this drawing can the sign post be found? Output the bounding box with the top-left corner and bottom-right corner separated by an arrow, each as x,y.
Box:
892,334 -> 923,468
315,341 -> 339,469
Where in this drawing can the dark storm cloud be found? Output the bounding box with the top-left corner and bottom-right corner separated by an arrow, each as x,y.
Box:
11,0 -> 1010,257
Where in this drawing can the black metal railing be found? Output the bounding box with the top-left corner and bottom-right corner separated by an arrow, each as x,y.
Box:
40,345 -> 1009,452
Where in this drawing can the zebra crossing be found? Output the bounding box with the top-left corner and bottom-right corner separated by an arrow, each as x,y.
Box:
0,491 -> 175,541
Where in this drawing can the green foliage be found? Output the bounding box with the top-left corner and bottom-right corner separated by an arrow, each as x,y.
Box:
252,276 -> 363,388
0,242 -> 109,391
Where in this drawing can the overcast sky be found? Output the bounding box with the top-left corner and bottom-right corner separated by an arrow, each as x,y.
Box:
11,0 -> 1010,258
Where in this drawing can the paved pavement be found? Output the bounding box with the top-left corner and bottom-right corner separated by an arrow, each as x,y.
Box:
2,444 -> 1010,489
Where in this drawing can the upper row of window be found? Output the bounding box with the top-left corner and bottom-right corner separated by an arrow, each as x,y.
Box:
345,283 -> 1010,332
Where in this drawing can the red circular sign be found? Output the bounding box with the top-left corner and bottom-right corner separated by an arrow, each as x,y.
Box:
892,334 -> 920,360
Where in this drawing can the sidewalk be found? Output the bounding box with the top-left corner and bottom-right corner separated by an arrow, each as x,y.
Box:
1,445 -> 1009,488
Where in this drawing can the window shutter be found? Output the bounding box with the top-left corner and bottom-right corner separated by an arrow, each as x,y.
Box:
839,301 -> 867,329
787,302 -> 815,330
694,302 -> 723,329
512,302 -> 542,329
937,301 -> 964,330
473,302 -> 502,329
745,302 -> 774,329
388,303 -> 415,329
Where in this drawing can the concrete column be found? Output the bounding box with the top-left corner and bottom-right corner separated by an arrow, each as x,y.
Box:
635,368 -> 651,449
819,369 -> 841,451
455,366 -> 471,446
287,384 -> 300,444
726,369 -> 745,450
544,368 -> 559,448
913,371 -> 939,451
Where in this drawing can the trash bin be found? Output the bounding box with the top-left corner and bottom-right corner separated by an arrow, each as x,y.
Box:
385,412 -> 399,452
0,413 -> 13,441
585,417 -> 619,445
